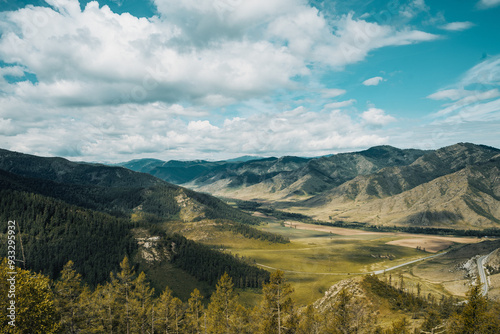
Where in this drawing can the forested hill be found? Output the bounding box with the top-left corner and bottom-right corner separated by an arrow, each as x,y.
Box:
0,148 -> 259,224
0,188 -> 270,289
0,188 -> 136,285
0,148 -> 278,292
0,148 -> 162,188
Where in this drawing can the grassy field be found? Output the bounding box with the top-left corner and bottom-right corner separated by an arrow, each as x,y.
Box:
207,221 -> 460,305
158,218 -> 490,306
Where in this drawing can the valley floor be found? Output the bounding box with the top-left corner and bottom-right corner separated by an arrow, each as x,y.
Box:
203,220 -> 497,305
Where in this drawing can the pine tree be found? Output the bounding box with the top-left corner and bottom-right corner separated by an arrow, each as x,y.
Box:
389,316 -> 410,334
207,273 -> 237,334
297,304 -> 321,334
186,288 -> 204,334
112,256 -> 136,334
53,260 -> 84,333
130,271 -> 154,334
448,284 -> 489,334
86,282 -> 119,333
155,286 -> 184,334
78,286 -> 105,334
259,270 -> 294,334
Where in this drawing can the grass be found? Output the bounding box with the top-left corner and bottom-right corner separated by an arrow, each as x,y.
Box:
157,219 -> 484,306
199,221 -> 441,305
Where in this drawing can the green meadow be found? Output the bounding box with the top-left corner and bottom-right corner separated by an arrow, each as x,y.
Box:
202,221 -> 434,305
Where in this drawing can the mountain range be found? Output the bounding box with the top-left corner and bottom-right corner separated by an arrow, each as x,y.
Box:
119,143 -> 500,229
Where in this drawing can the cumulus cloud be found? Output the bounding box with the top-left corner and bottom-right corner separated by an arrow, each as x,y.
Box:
362,76 -> 384,86
0,0 -> 441,161
0,0 -> 438,110
440,21 -> 474,31
361,108 -> 396,126
0,98 -> 395,161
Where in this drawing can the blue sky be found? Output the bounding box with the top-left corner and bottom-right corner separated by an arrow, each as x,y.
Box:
0,0 -> 499,162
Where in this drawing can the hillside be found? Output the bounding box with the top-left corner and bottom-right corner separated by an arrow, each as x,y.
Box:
0,148 -> 259,224
116,143 -> 500,229
299,144 -> 500,228
0,148 -> 283,298
188,146 -> 427,200
121,146 -> 427,201
309,143 -> 500,204
0,148 -> 162,188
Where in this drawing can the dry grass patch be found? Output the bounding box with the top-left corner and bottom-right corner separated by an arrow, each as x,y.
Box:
488,273 -> 500,301
442,279 -> 470,297
386,238 -> 454,253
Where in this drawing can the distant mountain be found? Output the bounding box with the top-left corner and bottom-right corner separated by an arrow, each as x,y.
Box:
119,155 -> 312,189
301,143 -> 500,228
224,155 -> 266,162
0,148 -> 162,188
118,146 -> 428,202
184,146 -> 427,200
116,143 -> 500,229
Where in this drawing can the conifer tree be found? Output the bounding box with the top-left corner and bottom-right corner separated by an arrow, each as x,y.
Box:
448,284 -> 490,334
298,304 -> 321,334
112,256 -> 136,334
87,282 -> 119,333
186,288 -> 204,334
54,260 -> 84,333
389,316 -> 410,334
155,286 -> 183,334
131,271 -> 154,334
207,272 -> 237,334
259,270 -> 294,334
78,286 -> 105,334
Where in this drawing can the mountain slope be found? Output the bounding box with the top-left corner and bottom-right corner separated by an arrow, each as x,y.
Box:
0,149 -> 259,224
187,146 -> 427,200
0,148 -> 162,188
304,150 -> 500,228
319,143 -> 500,204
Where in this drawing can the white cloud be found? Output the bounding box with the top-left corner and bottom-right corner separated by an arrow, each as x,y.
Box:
399,0 -> 429,19
362,76 -> 384,86
324,99 -> 356,109
427,89 -> 473,101
321,88 -> 346,98
0,97 -> 396,161
477,0 -> 500,9
428,55 -> 500,125
460,55 -> 500,87
0,0 -> 442,161
431,89 -> 500,118
361,108 -> 396,125
440,21 -> 474,31
0,0 -> 438,110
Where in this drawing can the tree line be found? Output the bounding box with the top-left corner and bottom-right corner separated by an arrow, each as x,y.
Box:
318,220 -> 500,238
214,219 -> 290,244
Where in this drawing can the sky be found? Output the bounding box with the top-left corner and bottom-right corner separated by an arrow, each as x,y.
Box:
0,0 -> 499,162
